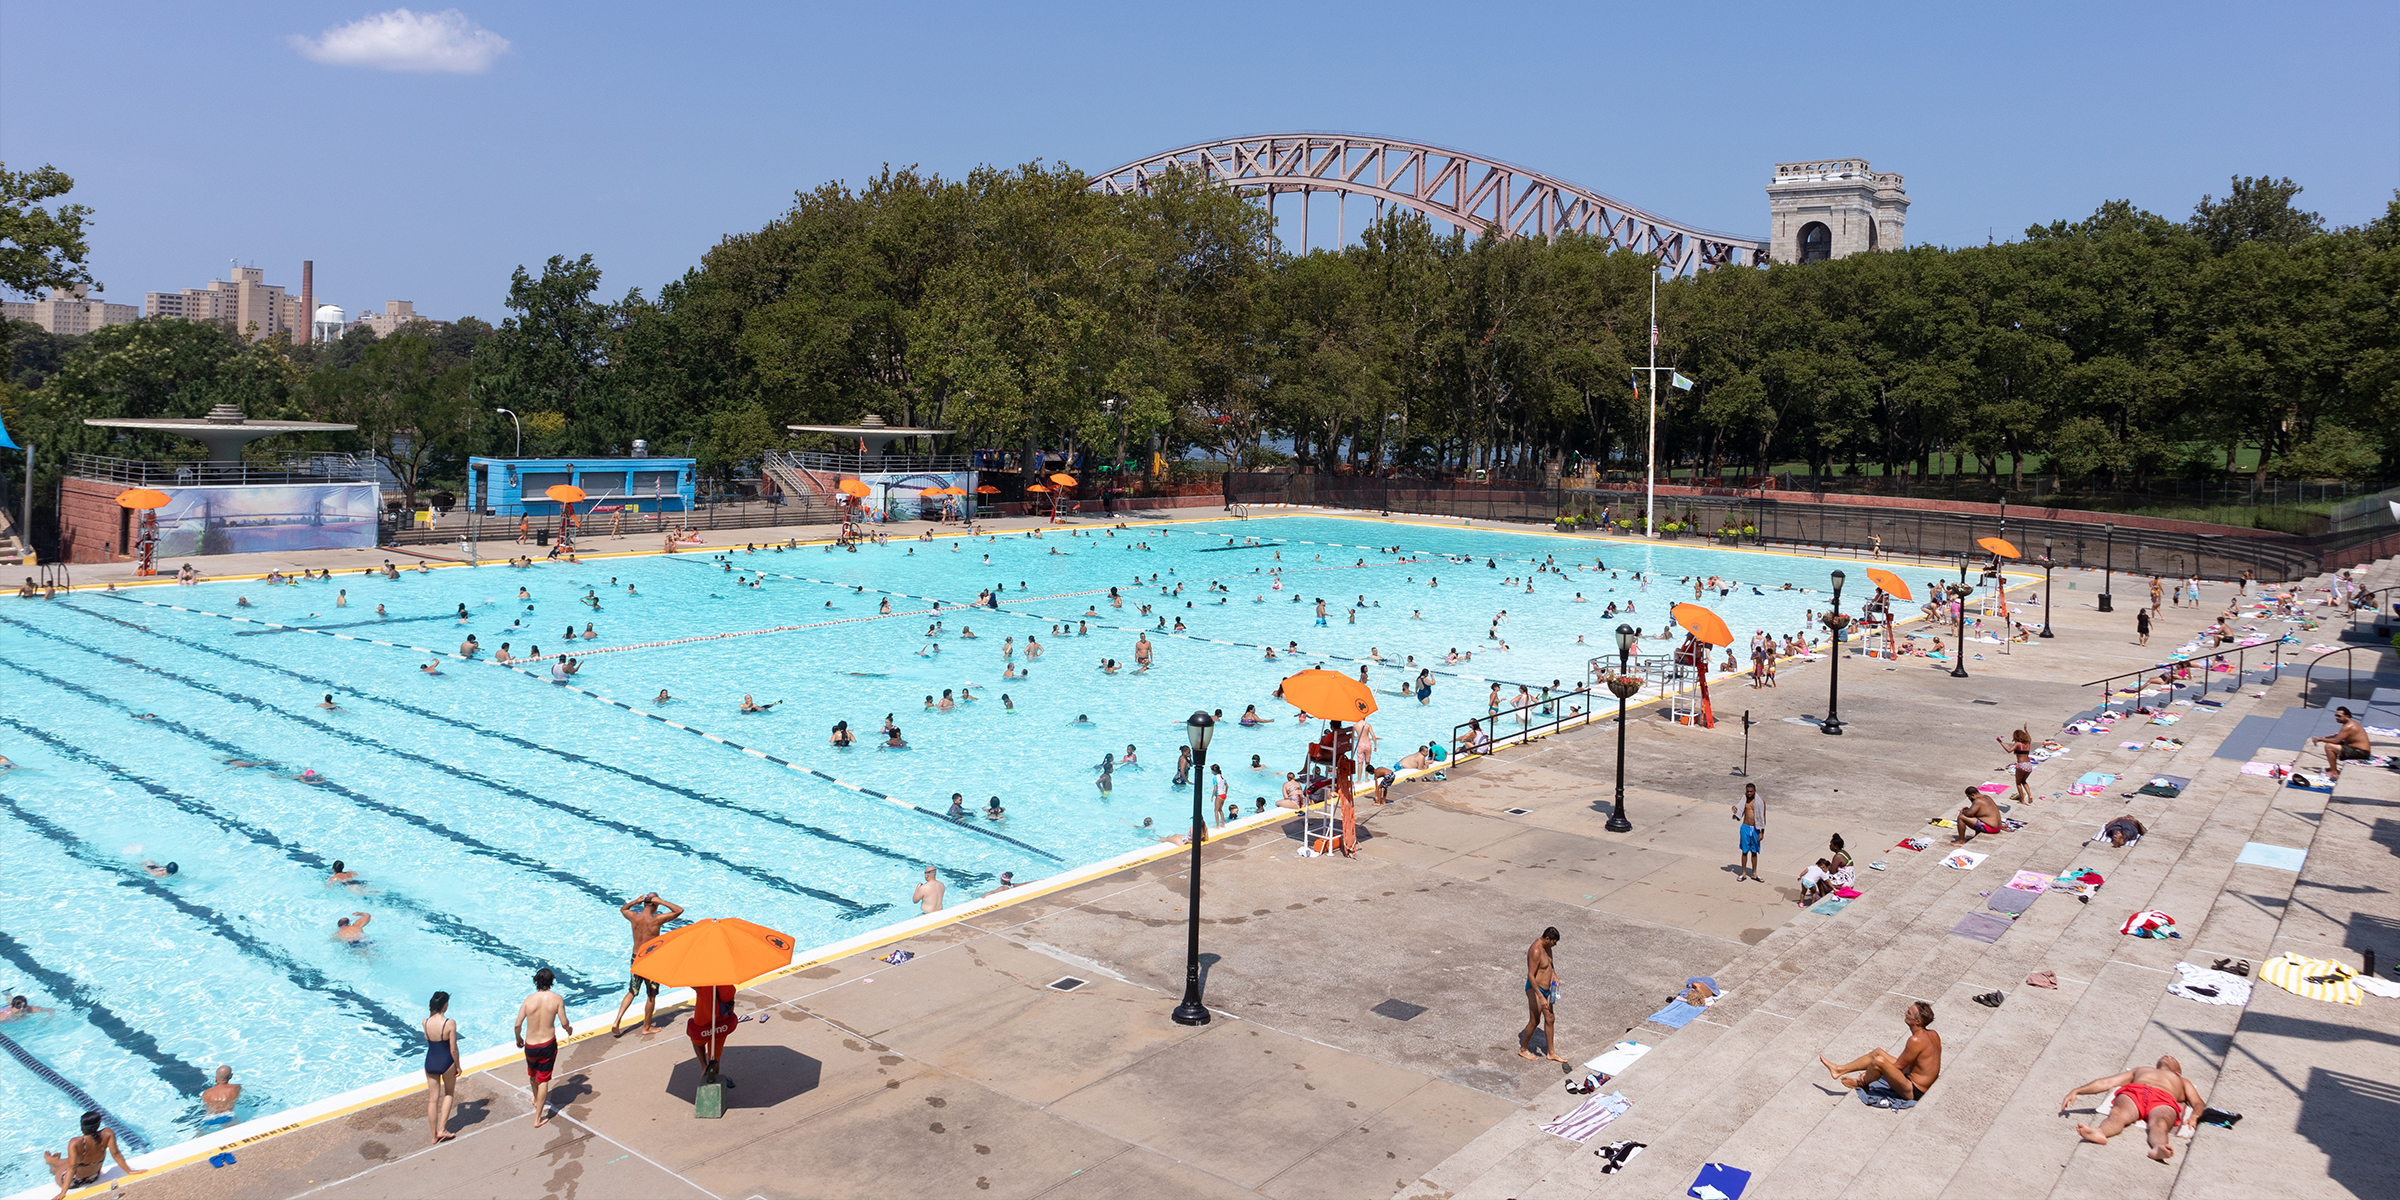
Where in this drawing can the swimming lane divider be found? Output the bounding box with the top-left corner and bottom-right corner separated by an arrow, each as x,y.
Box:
0,793 -> 422,1050
0,689 -> 596,996
48,606 -> 1001,888
0,926 -> 213,1099
87,598 -> 1064,867
0,1026 -> 153,1154
0,616 -> 880,923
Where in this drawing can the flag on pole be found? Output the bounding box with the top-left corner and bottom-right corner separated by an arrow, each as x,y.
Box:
1631,370 -> 1641,398
1650,322 -> 1658,347
1671,372 -> 1694,391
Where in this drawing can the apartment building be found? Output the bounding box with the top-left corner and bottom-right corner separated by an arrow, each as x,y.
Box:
146,266 -> 304,342
2,285 -> 140,335
359,300 -> 436,338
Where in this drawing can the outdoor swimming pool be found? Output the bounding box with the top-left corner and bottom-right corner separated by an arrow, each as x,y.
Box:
0,514 -> 1916,1187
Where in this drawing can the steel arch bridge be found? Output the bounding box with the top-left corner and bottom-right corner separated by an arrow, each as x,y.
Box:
1088,131 -> 1767,273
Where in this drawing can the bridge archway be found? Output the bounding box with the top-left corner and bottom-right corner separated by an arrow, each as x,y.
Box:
1088,132 -> 1767,273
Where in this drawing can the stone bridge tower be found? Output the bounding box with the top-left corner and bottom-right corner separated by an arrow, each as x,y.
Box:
1768,159 -> 1908,263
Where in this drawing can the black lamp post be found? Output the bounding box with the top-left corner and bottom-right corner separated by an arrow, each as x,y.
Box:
2097,522 -> 2114,612
2039,536 -> 2056,638
1604,624 -> 1639,832
1821,570 -> 1848,735
1171,711 -> 1214,1026
1949,559 -> 1972,679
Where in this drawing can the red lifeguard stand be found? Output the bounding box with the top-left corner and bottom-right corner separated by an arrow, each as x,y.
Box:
116,488 -> 170,576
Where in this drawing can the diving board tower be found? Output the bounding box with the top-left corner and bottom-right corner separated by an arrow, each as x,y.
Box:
58,405 -> 366,563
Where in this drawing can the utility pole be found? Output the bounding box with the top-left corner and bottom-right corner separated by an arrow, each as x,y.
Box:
1646,270 -> 1657,538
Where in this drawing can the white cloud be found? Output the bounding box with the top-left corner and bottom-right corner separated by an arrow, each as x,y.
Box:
290,8 -> 510,74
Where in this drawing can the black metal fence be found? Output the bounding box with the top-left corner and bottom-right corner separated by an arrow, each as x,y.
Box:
1451,687 -> 1597,760
1224,475 -> 2323,583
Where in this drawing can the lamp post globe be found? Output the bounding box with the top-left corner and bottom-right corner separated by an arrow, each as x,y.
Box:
1171,711 -> 1215,1026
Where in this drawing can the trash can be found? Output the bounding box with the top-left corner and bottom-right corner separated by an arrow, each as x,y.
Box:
535,528 -> 550,546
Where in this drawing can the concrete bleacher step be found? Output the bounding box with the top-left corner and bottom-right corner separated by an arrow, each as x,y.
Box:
1407,667 -> 2311,1200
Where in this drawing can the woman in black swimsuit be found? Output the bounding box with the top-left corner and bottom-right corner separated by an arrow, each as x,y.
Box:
423,991 -> 460,1144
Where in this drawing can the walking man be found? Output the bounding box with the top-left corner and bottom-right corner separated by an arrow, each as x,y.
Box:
1518,926 -> 1565,1064
515,967 -> 573,1127
1733,782 -> 1766,882
2059,1056 -> 2206,1162
611,893 -> 683,1037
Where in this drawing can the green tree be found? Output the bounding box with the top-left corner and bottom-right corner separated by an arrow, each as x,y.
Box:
0,163 -> 94,299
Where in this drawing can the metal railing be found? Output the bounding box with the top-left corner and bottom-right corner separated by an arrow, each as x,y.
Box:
393,495 -> 843,547
1451,687 -> 1597,759
1222,474 -> 2326,583
778,449 -> 977,475
2080,641 -> 2287,718
70,452 -> 379,487
2300,645 -> 2398,710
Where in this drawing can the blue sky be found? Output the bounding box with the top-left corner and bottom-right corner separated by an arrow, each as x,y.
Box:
4,1 -> 2394,323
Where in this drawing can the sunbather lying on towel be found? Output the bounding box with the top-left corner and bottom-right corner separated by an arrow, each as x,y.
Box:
1953,786 -> 2005,845
2059,1056 -> 2206,1162
2103,816 -> 2145,847
1821,1001 -> 1941,1100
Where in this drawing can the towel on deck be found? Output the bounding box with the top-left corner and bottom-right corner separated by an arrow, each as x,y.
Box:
1987,888 -> 2039,916
2006,870 -> 2054,892
1688,1163 -> 1754,1200
1809,896 -> 1853,915
2169,962 -> 2253,1006
1943,850 -> 1987,870
1950,911 -> 2014,942
2258,952 -> 2362,1005
1584,1041 -> 1651,1077
1539,1091 -> 1630,1142
1644,1000 -> 1708,1029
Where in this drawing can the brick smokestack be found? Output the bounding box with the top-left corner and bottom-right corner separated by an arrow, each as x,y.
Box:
301,261 -> 313,343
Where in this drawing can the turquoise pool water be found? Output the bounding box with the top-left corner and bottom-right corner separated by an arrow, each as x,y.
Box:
0,515 -> 1901,1185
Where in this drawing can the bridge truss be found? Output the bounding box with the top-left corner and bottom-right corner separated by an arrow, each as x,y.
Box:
1088,131 -> 1767,273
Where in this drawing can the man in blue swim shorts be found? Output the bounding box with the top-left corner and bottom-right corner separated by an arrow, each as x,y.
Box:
1734,783 -> 1765,883
1519,926 -> 1564,1063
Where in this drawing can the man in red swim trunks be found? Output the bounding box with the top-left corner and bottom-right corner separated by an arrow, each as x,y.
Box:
1953,786 -> 2006,845
2059,1056 -> 2206,1162
513,968 -> 573,1127
688,985 -> 739,1084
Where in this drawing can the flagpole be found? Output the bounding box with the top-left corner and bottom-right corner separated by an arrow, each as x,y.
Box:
1646,268 -> 1658,539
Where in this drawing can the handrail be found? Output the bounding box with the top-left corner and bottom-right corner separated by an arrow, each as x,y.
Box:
2300,644 -> 2398,710
70,451 -> 378,486
1452,686 -> 1598,760
2079,639 -> 2286,717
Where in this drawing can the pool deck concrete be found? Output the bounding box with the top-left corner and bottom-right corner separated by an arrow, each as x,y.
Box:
35,520 -> 2400,1200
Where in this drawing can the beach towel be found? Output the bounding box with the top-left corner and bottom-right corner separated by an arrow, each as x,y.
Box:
2006,870 -> 2053,892
1539,1091 -> 1630,1142
1808,896 -> 1853,915
1950,911 -> 2014,942
2169,962 -> 2252,1006
1987,888 -> 2039,916
1689,1162 -> 1753,1200
2357,975 -> 2400,999
2235,843 -> 2308,871
1584,1041 -> 1651,1078
2284,771 -> 2335,792
2134,774 -> 2189,798
1645,1000 -> 1708,1029
2069,771 -> 2118,795
1943,850 -> 1987,870
2257,952 -> 2362,1005
2238,761 -> 2282,776
1896,836 -> 1930,851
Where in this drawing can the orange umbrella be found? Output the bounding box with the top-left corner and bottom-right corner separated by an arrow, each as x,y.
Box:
1047,473 -> 1077,488
1280,668 -> 1379,720
837,479 -> 872,498
1863,567 -> 1912,600
1670,602 -> 1733,648
545,484 -> 587,504
115,488 -> 172,510
1977,536 -> 2020,559
630,918 -> 795,987
1024,484 -> 1049,493
974,485 -> 1001,495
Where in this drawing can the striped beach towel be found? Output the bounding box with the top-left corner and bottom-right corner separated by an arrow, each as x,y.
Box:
1539,1092 -> 1631,1142
2257,952 -> 2362,1006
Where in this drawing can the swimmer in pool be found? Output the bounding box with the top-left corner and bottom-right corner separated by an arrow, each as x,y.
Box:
831,721 -> 854,746
142,860 -> 179,877
884,726 -> 908,749
739,695 -> 778,713
421,661 -> 443,675
336,912 -> 372,942
2,995 -> 54,1022
654,689 -> 672,704
1074,714 -> 1093,725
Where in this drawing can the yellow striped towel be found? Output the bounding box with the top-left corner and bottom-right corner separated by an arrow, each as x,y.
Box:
2257,952 -> 2362,1006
